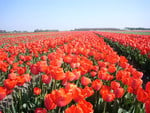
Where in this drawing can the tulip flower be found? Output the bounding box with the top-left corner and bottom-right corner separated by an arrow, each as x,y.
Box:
34,108 -> 47,113
34,87 -> 41,95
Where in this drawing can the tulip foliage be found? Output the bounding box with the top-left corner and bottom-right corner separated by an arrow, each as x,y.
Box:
95,31 -> 150,56
0,31 -> 150,113
95,31 -> 150,83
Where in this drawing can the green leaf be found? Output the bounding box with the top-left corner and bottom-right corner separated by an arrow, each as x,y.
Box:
118,107 -> 128,113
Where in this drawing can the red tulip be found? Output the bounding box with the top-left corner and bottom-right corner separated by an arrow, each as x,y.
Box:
51,88 -> 73,107
16,76 -> 25,86
65,83 -> 77,93
41,55 -> 47,61
51,68 -> 66,80
119,62 -> 129,68
121,73 -> 130,85
17,67 -> 26,75
70,63 -> 80,68
65,104 -> 83,113
116,70 -> 124,81
102,92 -> 115,102
77,100 -> 94,113
23,74 -> 32,82
19,55 -> 25,61
92,79 -> 103,91
98,61 -> 108,68
37,61 -> 48,73
100,85 -> 111,96
81,76 -> 91,86
108,64 -> 116,73
145,82 -> 150,94
8,72 -> 17,80
132,71 -> 143,79
34,87 -> 41,95
63,55 -> 72,63
65,100 -> 93,113
110,81 -> 120,90
127,86 -> 134,94
30,64 -> 40,75
114,87 -> 124,98
34,108 -> 47,113
50,58 -> 63,67
137,88 -> 148,103
4,79 -> 17,89
72,87 -> 84,102
90,71 -> 97,77
42,74 -> 52,84
44,94 -> 57,110
72,69 -> 81,80
130,78 -> 143,90
0,87 -> 7,101
145,100 -> 150,113
82,86 -> 94,98
65,71 -> 76,81
92,65 -> 99,71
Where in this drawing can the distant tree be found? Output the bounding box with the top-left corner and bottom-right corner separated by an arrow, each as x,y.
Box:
12,30 -> 22,33
73,28 -> 120,31
125,27 -> 150,30
34,29 -> 59,32
0,30 -> 6,33
22,31 -> 28,33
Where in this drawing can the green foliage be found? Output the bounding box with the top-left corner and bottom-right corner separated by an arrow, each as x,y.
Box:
103,37 -> 150,85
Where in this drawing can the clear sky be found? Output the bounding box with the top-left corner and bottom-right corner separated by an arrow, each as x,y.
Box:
0,0 -> 150,31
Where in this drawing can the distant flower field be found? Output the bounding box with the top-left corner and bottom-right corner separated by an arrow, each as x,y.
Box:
0,31 -> 150,113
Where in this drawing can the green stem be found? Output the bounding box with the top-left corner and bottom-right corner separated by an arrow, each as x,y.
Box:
11,100 -> 16,113
52,79 -> 57,90
113,99 -> 118,113
135,100 -> 140,113
94,91 -> 98,109
19,89 -> 22,112
58,107 -> 61,113
76,79 -> 80,87
54,80 -> 57,89
103,102 -> 107,113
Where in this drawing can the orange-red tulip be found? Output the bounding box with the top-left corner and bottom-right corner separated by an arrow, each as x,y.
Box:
34,87 -> 41,95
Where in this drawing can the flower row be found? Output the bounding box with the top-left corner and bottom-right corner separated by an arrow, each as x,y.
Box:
95,31 -> 150,57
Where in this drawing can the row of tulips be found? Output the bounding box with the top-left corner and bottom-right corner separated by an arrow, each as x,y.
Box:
95,31 -> 150,57
95,32 -> 150,83
0,32 -> 56,38
0,31 -> 150,113
0,31 -> 73,47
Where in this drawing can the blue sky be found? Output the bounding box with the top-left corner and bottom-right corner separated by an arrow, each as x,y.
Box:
0,0 -> 150,31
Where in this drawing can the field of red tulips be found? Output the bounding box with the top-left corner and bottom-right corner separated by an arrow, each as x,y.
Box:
0,31 -> 150,113
95,31 -> 150,84
95,31 -> 150,56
